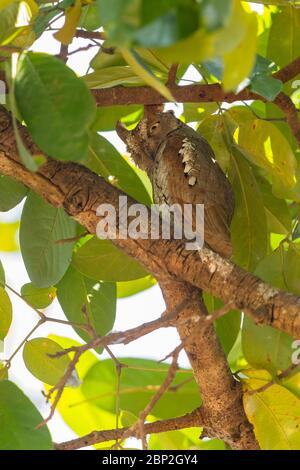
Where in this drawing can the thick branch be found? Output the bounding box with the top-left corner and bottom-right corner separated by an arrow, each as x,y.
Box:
159,280 -> 258,449
0,106 -> 300,339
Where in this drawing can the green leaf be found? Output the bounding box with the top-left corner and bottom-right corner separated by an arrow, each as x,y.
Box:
79,3 -> 102,31
97,0 -> 199,48
200,0 -> 233,32
86,133 -> 152,206
242,315 -> 293,376
250,75 -> 282,101
230,148 -> 268,271
21,283 -> 56,309
120,48 -> 174,102
235,119 -> 297,188
117,275 -> 156,298
258,179 -> 291,234
223,6 -> 257,90
284,243 -> 300,296
0,259 -> 5,285
23,337 -> 71,386
267,7 -> 300,69
0,175 -> 28,212
15,52 -> 96,161
0,287 -> 12,340
81,358 -> 201,420
183,102 -> 219,124
0,380 -> 52,450
20,191 -> 76,288
197,115 -> 231,171
92,105 -> 143,132
84,66 -> 145,89
255,245 -> 287,291
57,266 -> 116,349
0,363 -> 8,381
243,372 -> 300,450
72,238 -> 149,282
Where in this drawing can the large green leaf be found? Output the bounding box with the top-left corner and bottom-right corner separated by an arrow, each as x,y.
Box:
86,133 -> 152,206
267,6 -> 300,68
72,238 -> 149,282
235,119 -> 297,188
0,380 -> 52,450
23,337 -> 71,386
243,371 -> 300,450
0,287 -> 12,340
81,358 -> 201,420
20,191 -> 76,287
242,315 -> 293,376
15,52 -> 96,161
258,179 -> 291,235
0,175 -> 28,212
230,148 -> 268,271
57,266 -> 116,348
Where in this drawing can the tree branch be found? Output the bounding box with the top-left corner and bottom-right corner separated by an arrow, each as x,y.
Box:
0,105 -> 300,340
54,408 -> 204,450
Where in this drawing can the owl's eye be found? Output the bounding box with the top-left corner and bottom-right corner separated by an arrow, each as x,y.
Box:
150,122 -> 160,134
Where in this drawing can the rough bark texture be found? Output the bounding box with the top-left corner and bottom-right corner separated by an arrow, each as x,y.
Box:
1,105 -> 300,449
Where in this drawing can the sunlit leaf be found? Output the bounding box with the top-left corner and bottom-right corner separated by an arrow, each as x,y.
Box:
23,337 -> 71,386
21,283 -> 56,309
0,287 -> 12,340
120,48 -> 174,102
54,0 -> 81,45
243,371 -> 300,450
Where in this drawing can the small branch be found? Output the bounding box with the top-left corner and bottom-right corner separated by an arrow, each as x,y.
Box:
246,363 -> 300,396
54,408 -> 203,450
37,350 -> 82,429
113,343 -> 183,449
75,30 -> 106,41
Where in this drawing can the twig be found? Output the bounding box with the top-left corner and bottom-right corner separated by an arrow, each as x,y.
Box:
37,350 -> 82,429
54,408 -> 203,450
246,363 -> 300,396
111,343 -> 183,449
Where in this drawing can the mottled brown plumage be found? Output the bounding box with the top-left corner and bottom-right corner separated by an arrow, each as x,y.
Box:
117,111 -> 234,258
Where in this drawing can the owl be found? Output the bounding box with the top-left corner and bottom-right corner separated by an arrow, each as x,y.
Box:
116,111 -> 234,258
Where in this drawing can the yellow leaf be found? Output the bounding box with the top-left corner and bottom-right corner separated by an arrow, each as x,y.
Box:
120,47 -> 174,102
54,0 -> 82,45
243,374 -> 300,450
0,222 -> 19,251
223,4 -> 257,90
235,119 -> 297,188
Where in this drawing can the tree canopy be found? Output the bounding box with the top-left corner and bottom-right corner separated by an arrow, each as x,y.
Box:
1,0 -> 300,451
